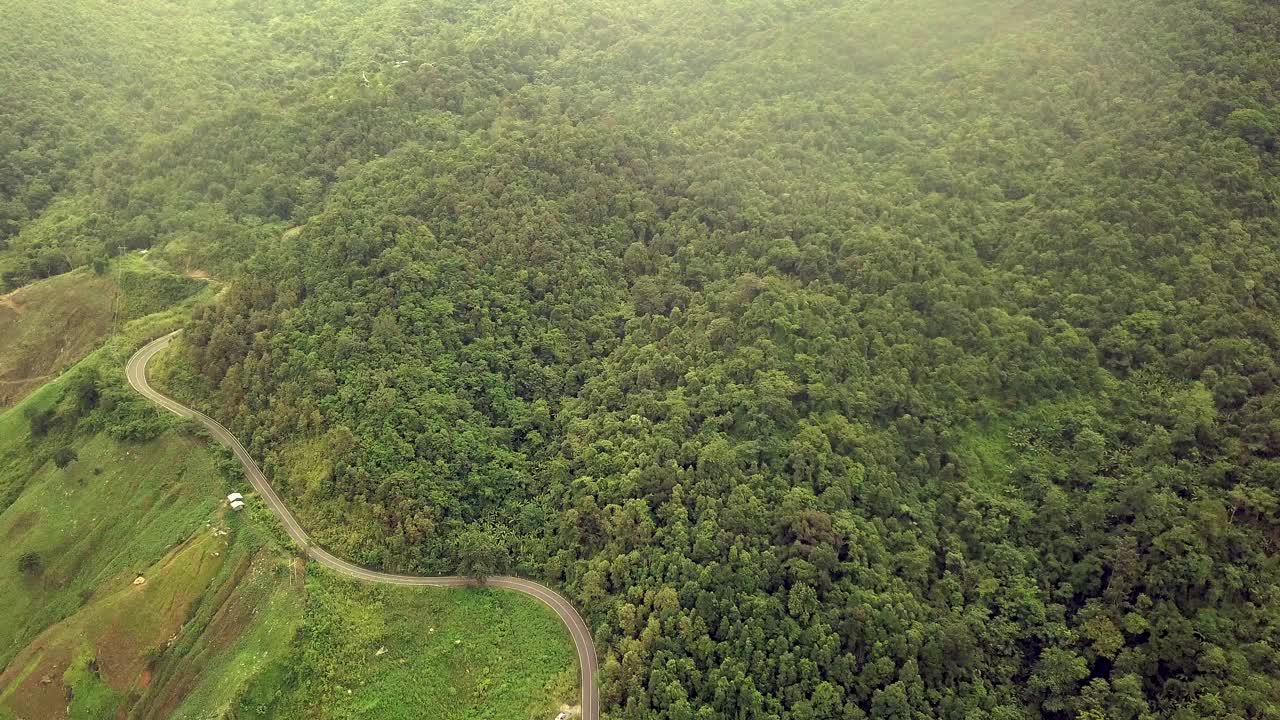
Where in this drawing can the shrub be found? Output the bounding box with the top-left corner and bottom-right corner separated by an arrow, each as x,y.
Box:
17,551 -> 43,576
75,372 -> 101,413
28,408 -> 56,437
53,446 -> 78,468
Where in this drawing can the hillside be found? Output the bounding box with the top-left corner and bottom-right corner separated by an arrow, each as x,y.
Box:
3,0 -> 1280,717
0,270 -> 116,408
0,0 -> 461,287
0,334 -> 576,719
0,256 -> 204,409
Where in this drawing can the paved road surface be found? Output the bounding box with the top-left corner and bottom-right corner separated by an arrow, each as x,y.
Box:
127,331 -> 600,720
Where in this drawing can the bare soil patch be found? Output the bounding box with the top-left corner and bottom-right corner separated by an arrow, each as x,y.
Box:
0,640 -> 75,720
0,269 -> 115,408
4,510 -> 41,540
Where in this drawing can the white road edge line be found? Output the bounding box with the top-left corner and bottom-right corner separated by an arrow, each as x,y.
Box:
126,330 -> 600,720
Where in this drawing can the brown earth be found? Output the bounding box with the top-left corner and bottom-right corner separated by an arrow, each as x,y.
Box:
0,532 -> 228,719
0,268 -> 116,409
0,644 -> 75,720
134,550 -> 282,720
3,510 -> 40,540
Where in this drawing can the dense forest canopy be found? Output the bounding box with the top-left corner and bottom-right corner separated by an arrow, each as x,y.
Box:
5,0 -> 1280,717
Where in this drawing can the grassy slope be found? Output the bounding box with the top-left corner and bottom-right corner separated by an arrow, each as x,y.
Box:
0,268 -> 116,407
0,304 -> 237,720
0,255 -> 204,409
2,514 -> 235,719
0,431 -> 224,666
0,319 -> 576,719
241,571 -> 578,720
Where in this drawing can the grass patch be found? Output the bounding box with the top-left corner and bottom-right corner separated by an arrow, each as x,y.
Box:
0,438 -> 237,720
949,420 -> 1016,491
237,569 -> 578,720
0,431 -> 227,667
155,550 -> 306,720
0,292 -> 233,719
65,644 -> 125,720
0,278 -> 214,512
0,267 -> 116,409
114,253 -> 207,321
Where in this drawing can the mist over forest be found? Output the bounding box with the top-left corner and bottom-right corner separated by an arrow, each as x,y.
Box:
2,0 -> 1279,717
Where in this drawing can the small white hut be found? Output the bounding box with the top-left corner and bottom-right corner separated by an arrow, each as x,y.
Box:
227,492 -> 245,511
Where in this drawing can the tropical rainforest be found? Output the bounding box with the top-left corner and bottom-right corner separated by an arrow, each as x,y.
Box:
3,0 -> 1279,718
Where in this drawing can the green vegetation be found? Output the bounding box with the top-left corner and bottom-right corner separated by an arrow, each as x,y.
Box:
142,546 -> 306,720
0,365 -> 576,719
0,326 -> 184,534
64,647 -> 125,720
0,311 -> 576,719
0,440 -> 301,720
5,0 -> 1280,717
15,551 -> 42,577
236,571 -> 576,720
0,255 -> 204,409
0,421 -> 218,668
452,525 -> 514,581
51,446 -> 77,467
0,0 -> 391,285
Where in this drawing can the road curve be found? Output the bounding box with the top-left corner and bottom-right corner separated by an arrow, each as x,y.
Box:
127,331 -> 600,720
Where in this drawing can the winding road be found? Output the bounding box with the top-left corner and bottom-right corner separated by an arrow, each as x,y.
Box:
127,330 -> 600,720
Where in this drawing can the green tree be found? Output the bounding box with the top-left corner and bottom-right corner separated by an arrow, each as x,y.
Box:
452,525 -> 509,582
1225,108 -> 1276,149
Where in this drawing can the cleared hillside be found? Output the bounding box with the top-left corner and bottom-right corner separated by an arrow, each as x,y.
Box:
0,270 -> 115,407
0,257 -> 203,409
